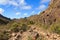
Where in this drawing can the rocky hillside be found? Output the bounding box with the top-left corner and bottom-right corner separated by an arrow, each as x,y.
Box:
28,0 -> 60,32
0,14 -> 11,24
0,0 -> 60,40
29,0 -> 60,26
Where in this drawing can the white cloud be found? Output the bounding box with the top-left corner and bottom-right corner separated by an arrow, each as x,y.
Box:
19,0 -> 32,9
0,8 -> 4,14
16,12 -> 21,15
0,0 -> 32,10
21,6 -> 31,10
35,0 -> 50,13
19,0 -> 26,6
31,11 -> 35,14
9,0 -> 18,6
37,4 -> 46,11
24,13 -> 28,16
0,0 -> 18,6
40,0 -> 51,3
0,0 -> 9,5
37,11 -> 40,15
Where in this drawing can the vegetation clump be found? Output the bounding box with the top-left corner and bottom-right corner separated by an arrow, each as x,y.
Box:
0,31 -> 10,40
50,23 -> 60,34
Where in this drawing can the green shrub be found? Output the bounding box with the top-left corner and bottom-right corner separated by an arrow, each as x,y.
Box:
0,31 -> 10,40
11,26 -> 20,32
28,36 -> 32,40
10,22 -> 20,32
50,23 -> 60,34
20,24 -> 29,31
9,22 -> 30,32
29,21 -> 35,25
36,37 -> 43,40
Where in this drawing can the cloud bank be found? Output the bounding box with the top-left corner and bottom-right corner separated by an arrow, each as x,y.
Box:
0,8 -> 4,14
0,0 -> 32,10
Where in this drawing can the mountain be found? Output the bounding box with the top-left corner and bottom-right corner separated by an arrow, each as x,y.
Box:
0,14 -> 11,24
0,0 -> 60,40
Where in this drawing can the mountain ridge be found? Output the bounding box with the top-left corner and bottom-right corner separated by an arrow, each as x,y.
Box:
0,14 -> 11,24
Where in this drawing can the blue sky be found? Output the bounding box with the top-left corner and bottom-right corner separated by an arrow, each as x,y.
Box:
0,0 -> 50,19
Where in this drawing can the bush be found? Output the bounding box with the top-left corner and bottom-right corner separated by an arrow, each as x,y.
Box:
54,27 -> 60,34
9,22 -> 30,32
11,26 -> 20,32
0,31 -> 9,40
10,22 -> 20,32
29,21 -> 35,25
28,36 -> 32,40
20,24 -> 29,31
50,23 -> 60,34
36,37 -> 43,40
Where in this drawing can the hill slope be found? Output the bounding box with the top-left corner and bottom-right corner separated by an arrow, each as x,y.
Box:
0,14 -> 11,24
29,0 -> 60,25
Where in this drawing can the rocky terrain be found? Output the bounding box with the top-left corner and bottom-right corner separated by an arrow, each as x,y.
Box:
8,25 -> 60,40
0,0 -> 60,40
